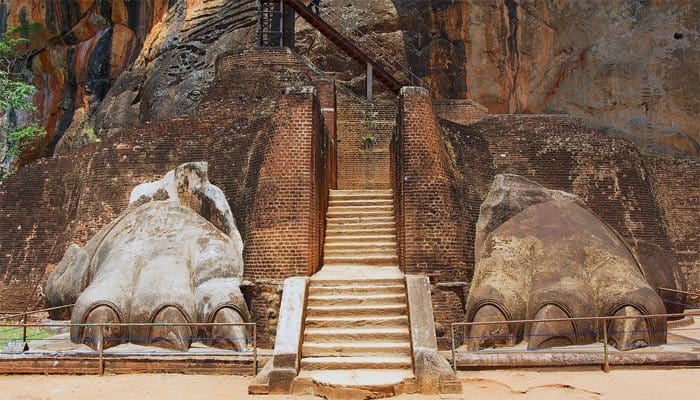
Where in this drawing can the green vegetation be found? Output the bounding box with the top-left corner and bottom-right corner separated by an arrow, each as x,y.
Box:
1,24 -> 46,177
361,132 -> 377,149
0,325 -> 56,350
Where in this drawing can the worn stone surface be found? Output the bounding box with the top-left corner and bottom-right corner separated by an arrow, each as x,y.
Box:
44,162 -> 250,351
626,239 -> 688,317
250,276 -> 308,394
474,173 -> 584,256
466,175 -> 671,351
272,277 -> 308,370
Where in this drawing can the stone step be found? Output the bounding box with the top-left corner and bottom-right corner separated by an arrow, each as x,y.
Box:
310,276 -> 404,286
308,284 -> 405,296
326,210 -> 394,219
324,234 -> 396,243
306,304 -> 407,317
324,254 -> 399,266
318,264 -> 401,270
300,356 -> 412,370
330,190 -> 393,200
323,249 -> 397,259
305,315 -> 409,329
304,328 -> 410,343
329,199 -> 393,207
325,229 -> 396,238
325,220 -> 395,229
302,342 -> 412,357
323,242 -> 396,251
326,215 -> 394,224
295,370 -> 415,394
327,205 -> 393,214
307,294 -> 406,307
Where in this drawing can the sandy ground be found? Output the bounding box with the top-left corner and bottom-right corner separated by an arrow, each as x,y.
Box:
1,368 -> 698,400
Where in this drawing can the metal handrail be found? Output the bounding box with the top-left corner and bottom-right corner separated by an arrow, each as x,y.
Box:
659,287 -> 700,298
314,2 -> 428,90
0,321 -> 258,376
449,310 -> 699,373
0,304 -> 75,321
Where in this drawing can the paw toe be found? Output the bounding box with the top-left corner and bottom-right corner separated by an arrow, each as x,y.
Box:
81,305 -> 122,350
467,305 -> 514,350
149,306 -> 193,351
208,307 -> 248,351
527,304 -> 576,350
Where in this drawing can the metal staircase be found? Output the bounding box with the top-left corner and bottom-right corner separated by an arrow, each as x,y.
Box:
258,0 -> 428,95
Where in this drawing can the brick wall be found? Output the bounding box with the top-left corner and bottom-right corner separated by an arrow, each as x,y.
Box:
336,88 -> 397,189
393,88 -> 471,282
0,48 -> 331,347
645,155 -> 700,301
392,88 -> 473,346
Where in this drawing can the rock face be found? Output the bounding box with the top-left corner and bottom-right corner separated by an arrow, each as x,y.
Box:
297,0 -> 699,156
466,174 -> 674,351
45,162 -> 250,351
4,1 -> 698,158
3,0 -> 257,160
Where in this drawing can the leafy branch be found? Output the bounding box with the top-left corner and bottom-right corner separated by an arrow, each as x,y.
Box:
1,23 -> 46,177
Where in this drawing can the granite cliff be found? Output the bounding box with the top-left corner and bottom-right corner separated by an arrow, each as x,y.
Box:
297,0 -> 699,156
1,0 -> 257,162
2,0 -> 698,161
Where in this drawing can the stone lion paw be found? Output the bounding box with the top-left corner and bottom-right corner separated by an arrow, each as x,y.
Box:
464,175 -> 679,351
46,162 -> 250,351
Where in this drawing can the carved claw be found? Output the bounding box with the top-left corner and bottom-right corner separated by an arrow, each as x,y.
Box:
608,306 -> 650,351
82,305 -> 122,350
208,307 -> 248,351
467,305 -> 515,350
527,304 -> 576,350
149,306 -> 193,351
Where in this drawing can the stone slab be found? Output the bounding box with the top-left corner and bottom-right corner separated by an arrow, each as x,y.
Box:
272,276 -> 309,370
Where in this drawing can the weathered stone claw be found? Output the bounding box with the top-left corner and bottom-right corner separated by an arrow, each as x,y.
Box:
149,306 -> 193,351
208,307 -> 248,351
82,305 -> 122,350
527,304 -> 575,350
608,306 -> 650,351
467,305 -> 513,350
45,163 -> 251,352
465,175 -> 672,352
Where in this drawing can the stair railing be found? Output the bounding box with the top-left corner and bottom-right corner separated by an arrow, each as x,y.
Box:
314,2 -> 429,91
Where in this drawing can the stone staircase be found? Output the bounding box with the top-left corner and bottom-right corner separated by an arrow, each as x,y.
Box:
295,189 -> 416,395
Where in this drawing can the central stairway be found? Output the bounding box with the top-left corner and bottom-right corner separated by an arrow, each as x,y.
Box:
295,189 -> 416,396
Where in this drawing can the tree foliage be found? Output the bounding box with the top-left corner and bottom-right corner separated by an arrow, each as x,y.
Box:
1,24 -> 45,177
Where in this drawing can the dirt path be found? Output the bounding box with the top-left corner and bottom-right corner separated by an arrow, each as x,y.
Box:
0,369 -> 697,399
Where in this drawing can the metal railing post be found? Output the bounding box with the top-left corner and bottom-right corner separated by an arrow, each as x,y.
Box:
98,325 -> 105,376
253,323 -> 258,375
21,313 -> 28,352
602,319 -> 610,373
450,323 -> 456,371
21,314 -> 27,341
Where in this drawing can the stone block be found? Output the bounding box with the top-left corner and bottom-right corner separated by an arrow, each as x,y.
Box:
405,275 -> 461,394
271,276 -> 309,370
